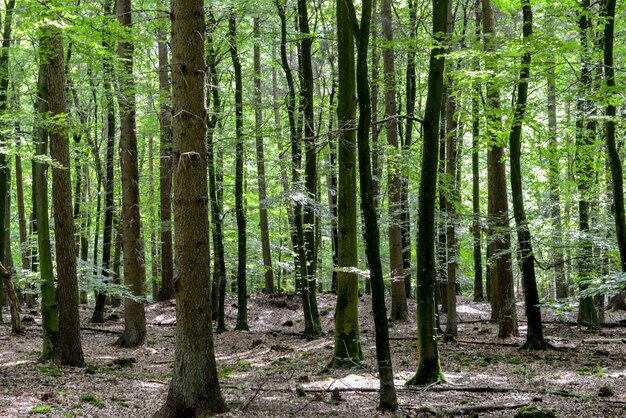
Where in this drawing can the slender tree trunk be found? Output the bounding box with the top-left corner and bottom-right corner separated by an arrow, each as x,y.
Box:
297,0 -> 321,337
472,2 -> 483,302
148,134 -> 159,301
575,0 -> 599,328
547,51 -> 566,299
206,10 -> 227,331
403,0 -> 419,299
382,0 -> 408,320
1,262 -> 22,333
93,1 -> 115,321
253,18 -> 275,295
116,0 -> 146,347
482,0 -> 518,338
326,76 -> 339,293
508,1 -> 546,349
45,20 -> 85,366
332,0 -> 363,367
352,0 -> 397,408
371,0 -> 381,212
157,26 -> 174,302
155,0 -> 227,413
229,12 -> 248,332
406,0 -> 448,386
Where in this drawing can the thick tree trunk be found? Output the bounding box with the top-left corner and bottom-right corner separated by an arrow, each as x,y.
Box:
116,0 -> 146,347
332,0 -> 363,367
34,60 -> 58,360
45,21 -> 85,366
229,12 -> 249,332
482,0 -> 518,338
382,0 -> 408,321
155,0 -> 227,414
353,0 -> 397,408
157,27 -> 174,302
406,0 -> 448,386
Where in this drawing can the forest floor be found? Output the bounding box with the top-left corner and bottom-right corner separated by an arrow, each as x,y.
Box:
1,293 -> 626,417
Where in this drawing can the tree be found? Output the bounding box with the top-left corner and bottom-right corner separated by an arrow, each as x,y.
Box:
575,0 -> 599,328
229,11 -> 249,332
155,0 -> 227,414
253,17 -> 275,295
349,0 -> 397,408
116,0 -> 147,347
298,0 -> 322,338
482,0 -> 518,339
406,0 -> 448,386
382,0 -> 408,321
332,0 -> 363,367
157,17 -> 174,302
508,0 -> 547,349
44,15 -> 85,367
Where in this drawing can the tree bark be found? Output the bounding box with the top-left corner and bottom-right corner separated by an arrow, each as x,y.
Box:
381,0 -> 408,321
406,0 -> 448,386
157,25 -> 174,302
155,0 -> 227,414
228,12 -> 249,332
116,0 -> 146,347
508,0 -> 546,349
45,20 -> 85,366
351,0 -> 398,408
332,0 -> 363,367
472,0 -> 483,302
481,0 -> 518,338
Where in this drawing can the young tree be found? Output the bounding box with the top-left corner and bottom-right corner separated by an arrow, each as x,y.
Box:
229,11 -> 249,332
482,0 -> 518,338
116,0 -> 147,347
508,0 -> 547,349
406,0 -> 448,385
155,0 -> 227,414
253,17 -> 275,295
157,21 -> 174,302
350,0 -> 397,408
298,0 -> 322,337
332,0 -> 363,367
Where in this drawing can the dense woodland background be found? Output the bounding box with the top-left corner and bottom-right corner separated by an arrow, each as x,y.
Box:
1,0 -> 626,416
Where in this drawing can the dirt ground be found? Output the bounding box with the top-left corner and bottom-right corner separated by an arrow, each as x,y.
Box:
1,293 -> 626,417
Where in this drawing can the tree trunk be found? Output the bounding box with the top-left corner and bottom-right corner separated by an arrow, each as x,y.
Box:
382,0 -> 408,321
575,0 -> 599,328
406,0 -> 448,386
353,0 -> 398,408
332,0 -> 363,367
116,0 -> 146,347
45,20 -> 85,366
155,0 -> 227,413
481,0 -> 518,338
229,12 -> 248,332
508,1 -> 546,349
1,262 -> 22,333
297,0 -> 322,337
157,26 -> 174,302
253,18 -> 275,295
93,0 -> 115,321
547,50 -> 566,299
34,59 -> 58,361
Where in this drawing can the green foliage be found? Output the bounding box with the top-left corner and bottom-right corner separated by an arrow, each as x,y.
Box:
29,404 -> 52,414
79,393 -> 104,409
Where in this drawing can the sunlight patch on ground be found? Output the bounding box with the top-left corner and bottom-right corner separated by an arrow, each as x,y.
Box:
457,305 -> 489,315
0,359 -> 31,368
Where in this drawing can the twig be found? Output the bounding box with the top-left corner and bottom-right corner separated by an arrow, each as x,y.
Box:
241,381 -> 264,412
